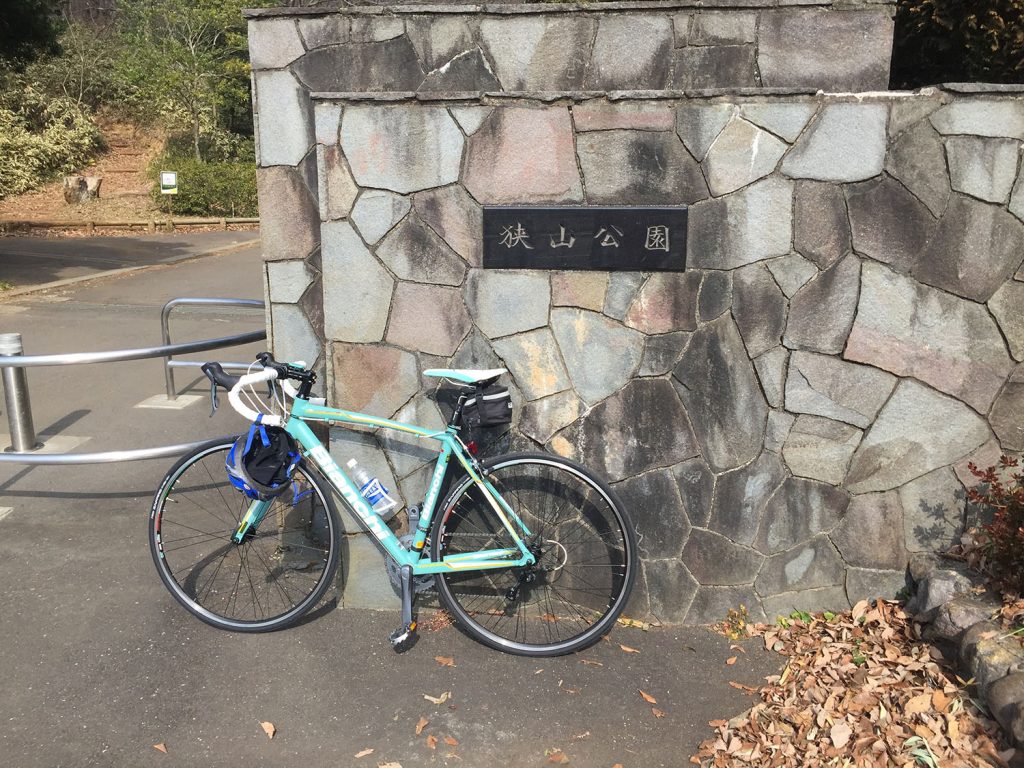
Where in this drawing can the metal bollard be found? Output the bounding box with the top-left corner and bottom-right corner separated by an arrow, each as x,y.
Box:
0,333 -> 41,452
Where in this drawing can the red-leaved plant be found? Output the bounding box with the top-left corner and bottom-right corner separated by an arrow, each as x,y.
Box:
968,455 -> 1024,594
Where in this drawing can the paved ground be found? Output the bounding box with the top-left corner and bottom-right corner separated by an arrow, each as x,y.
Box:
0,235 -> 782,767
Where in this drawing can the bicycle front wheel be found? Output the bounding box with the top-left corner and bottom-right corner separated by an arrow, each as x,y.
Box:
149,437 -> 341,632
431,452 -> 636,656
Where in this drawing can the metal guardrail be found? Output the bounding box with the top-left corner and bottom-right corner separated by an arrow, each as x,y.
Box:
0,298 -> 265,464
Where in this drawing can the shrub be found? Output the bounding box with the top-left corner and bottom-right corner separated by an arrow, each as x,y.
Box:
968,455 -> 1024,593
148,154 -> 257,217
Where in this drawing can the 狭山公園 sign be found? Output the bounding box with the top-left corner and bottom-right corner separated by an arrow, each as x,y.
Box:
483,206 -> 687,271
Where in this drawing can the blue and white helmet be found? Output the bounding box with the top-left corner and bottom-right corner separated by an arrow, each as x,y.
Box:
225,418 -> 301,501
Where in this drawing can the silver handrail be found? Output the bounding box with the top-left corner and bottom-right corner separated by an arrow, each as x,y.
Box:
0,439 -> 232,465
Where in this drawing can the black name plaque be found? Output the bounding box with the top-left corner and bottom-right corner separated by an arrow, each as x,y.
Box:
482,206 -> 687,271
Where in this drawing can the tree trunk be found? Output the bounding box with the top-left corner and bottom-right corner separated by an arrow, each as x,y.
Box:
63,175 -> 102,204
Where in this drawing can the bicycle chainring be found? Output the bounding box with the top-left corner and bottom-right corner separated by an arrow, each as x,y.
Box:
385,534 -> 435,594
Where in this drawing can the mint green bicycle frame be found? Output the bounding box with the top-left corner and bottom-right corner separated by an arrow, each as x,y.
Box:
232,396 -> 537,575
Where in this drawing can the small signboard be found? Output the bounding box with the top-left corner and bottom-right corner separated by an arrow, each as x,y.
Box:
159,171 -> 178,195
483,206 -> 687,271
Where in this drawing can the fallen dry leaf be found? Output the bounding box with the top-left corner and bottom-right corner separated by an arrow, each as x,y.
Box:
423,691 -> 451,705
581,659 -> 604,667
378,763 -> 403,768
726,656 -> 737,665
830,721 -> 852,749
434,655 -> 455,667
905,692 -> 932,715
260,721 -> 276,739
415,717 -> 429,735
426,735 -> 438,750
619,644 -> 640,654
617,616 -> 653,630
652,707 -> 666,718
729,644 -> 746,654
546,749 -> 570,764
571,731 -> 590,741
152,743 -> 167,754
354,748 -> 374,758
443,736 -> 459,746
613,764 -> 624,768
639,689 -> 658,705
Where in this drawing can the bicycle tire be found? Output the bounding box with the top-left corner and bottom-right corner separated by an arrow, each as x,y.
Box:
149,437 -> 341,632
431,452 -> 636,657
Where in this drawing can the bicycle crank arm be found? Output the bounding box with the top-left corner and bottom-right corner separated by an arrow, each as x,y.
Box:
389,564 -> 418,651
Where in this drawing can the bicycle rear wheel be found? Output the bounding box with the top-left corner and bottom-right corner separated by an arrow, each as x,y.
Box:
431,452 -> 636,656
149,437 -> 341,632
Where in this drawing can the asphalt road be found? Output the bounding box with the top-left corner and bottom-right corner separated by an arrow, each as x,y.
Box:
0,235 -> 781,767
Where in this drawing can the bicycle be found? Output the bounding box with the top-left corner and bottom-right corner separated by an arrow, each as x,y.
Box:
148,352 -> 637,657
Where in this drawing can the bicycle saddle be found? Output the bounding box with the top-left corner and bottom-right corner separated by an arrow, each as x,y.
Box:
423,368 -> 507,385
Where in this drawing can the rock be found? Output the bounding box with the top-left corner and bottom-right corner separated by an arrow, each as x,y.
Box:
376,215 -> 466,286
703,117 -> 787,196
889,98 -> 942,139
914,194 -> 1024,302
832,491 -> 906,570
317,145 -> 359,220
991,365 -> 1024,451
293,38 -> 424,93
576,130 -> 708,205
670,45 -> 757,90
381,396 -> 447,479
767,253 -> 817,298
466,271 -> 550,339
846,380 -> 989,494
348,18 -> 404,44
989,281 -> 1024,361
741,103 -> 816,143
519,390 -> 585,445
314,103 -> 342,146
480,16 -> 596,91
930,100 -> 1024,140
603,273 -> 644,321
587,15 -> 672,90
299,274 -> 323,342
256,165 -> 319,263
62,175 -> 101,203
330,342 -> 418,419
253,70 -> 313,167
449,329 -> 502,378
492,328 -> 569,401
413,185 -> 481,266
350,189 -> 411,246
755,536 -> 845,596
884,119 -> 951,217
784,351 -> 896,429
419,48 -> 500,92
645,560 -> 699,624
672,457 -> 715,529
731,263 -> 787,359
639,332 -> 690,377
614,469 -> 689,560
906,567 -> 977,618
341,105 -> 463,194
754,477 -> 849,554
406,16 -> 475,72
754,347 -> 789,409
946,136 -> 1020,204
986,672 -> 1024,739
845,568 -> 908,605
1011,174 -> 1024,223
690,12 -> 756,45
271,304 -> 320,371
782,415 -> 862,485
556,379 -> 699,482
962,621 -> 1024,696
551,271 -> 607,312
781,103 -> 888,183
248,17 -> 305,69
953,438 -> 1005,490
707,451 -> 787,546
624,272 -> 701,334
464,107 -> 582,204
682,529 -> 764,586
900,467 -> 968,554
927,596 -> 999,644
572,102 -> 675,132
697,270 -> 732,321
676,103 -> 737,161
688,177 -> 793,270
845,261 -> 1013,412
784,255 -> 861,355
761,586 -> 850,621
267,260 -> 313,304
321,220 -> 393,342
449,106 -> 492,136
685,585 -> 766,625
386,282 -> 470,357
793,181 -> 851,270
672,313 -> 768,473
758,9 -> 893,91
296,17 -> 348,49
846,175 -> 935,269
551,308 -> 645,405
765,409 -> 796,454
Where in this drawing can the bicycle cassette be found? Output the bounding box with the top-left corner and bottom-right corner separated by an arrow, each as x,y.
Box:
386,534 -> 435,594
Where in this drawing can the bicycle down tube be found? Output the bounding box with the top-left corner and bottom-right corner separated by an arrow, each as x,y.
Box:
279,396 -> 537,575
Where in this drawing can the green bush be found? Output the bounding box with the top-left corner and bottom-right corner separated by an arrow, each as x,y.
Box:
0,83 -> 104,199
149,154 -> 257,217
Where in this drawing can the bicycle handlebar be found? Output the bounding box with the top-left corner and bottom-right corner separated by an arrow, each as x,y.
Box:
228,368 -> 283,427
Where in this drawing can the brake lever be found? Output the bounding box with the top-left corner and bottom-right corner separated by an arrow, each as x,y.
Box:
209,380 -> 219,418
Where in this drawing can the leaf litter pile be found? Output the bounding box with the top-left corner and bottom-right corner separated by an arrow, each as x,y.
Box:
693,600 -> 1014,767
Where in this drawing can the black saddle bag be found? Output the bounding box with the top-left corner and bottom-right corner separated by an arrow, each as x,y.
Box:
462,384 -> 513,429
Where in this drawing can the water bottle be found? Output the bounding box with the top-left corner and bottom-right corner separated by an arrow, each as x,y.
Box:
346,458 -> 397,514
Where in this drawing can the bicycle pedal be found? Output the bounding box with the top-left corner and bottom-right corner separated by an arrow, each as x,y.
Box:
389,621 -> 417,649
